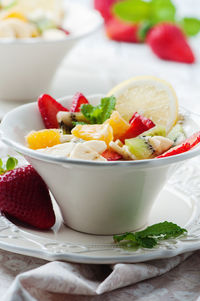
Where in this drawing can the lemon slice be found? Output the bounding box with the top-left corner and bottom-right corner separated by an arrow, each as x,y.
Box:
107,76 -> 178,133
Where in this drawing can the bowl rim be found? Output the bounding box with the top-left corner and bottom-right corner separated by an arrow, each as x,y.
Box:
1,95 -> 200,169
0,3 -> 103,45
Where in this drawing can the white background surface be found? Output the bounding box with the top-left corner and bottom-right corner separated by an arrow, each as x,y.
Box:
1,0 -> 200,117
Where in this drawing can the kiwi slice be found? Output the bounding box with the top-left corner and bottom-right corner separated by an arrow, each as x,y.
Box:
140,125 -> 166,137
125,137 -> 155,160
167,124 -> 186,146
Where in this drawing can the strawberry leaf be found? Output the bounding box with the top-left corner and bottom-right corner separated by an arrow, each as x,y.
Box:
180,17 -> 200,37
113,0 -> 150,23
6,157 -> 18,171
150,0 -> 176,23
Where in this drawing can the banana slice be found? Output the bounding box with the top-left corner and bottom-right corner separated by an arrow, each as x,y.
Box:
109,141 -> 136,160
57,111 -> 88,128
69,144 -> 106,161
148,136 -> 173,156
83,140 -> 107,154
37,142 -> 76,157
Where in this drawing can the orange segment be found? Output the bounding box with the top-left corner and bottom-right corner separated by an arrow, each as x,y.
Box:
26,129 -> 60,150
3,12 -> 27,22
72,124 -> 113,146
105,111 -> 129,140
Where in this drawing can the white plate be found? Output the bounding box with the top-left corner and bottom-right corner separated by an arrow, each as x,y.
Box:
0,158 -> 200,264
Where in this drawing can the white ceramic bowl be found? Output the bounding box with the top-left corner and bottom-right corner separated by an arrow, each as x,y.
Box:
1,95 -> 200,235
0,3 -> 102,102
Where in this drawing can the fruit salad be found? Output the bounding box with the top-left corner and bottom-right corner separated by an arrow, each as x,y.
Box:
26,77 -> 200,161
0,0 -> 69,39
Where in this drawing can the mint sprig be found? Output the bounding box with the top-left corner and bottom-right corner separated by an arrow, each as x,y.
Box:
113,221 -> 187,249
81,96 -> 116,124
113,0 -> 200,37
0,157 -> 18,175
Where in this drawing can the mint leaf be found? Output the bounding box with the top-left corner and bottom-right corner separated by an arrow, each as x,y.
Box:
100,96 -> 116,122
113,222 -> 187,249
150,0 -> 176,23
81,96 -> 116,124
6,157 -> 18,171
0,159 -> 3,169
180,17 -> 200,37
113,0 -> 150,23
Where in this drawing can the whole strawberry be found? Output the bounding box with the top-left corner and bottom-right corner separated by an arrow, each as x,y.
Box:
106,16 -> 140,43
0,157 -> 55,229
147,23 -> 195,64
94,0 -> 118,22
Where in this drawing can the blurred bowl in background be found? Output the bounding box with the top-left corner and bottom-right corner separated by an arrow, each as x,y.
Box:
0,2 -> 102,102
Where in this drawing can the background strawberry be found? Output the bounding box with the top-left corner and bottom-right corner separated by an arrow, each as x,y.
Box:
94,0 -> 119,22
38,94 -> 69,129
0,158 -> 55,230
106,16 -> 140,43
147,23 -> 195,63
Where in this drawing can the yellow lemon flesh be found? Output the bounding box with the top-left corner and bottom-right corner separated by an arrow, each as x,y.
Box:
107,76 -> 178,133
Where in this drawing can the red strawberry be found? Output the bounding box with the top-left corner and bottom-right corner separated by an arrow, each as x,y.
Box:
38,94 -> 69,129
106,16 -> 140,43
70,92 -> 89,112
147,23 -> 195,64
0,164 -> 55,229
157,131 -> 200,158
102,149 -> 122,161
120,112 -> 155,143
94,0 -> 118,22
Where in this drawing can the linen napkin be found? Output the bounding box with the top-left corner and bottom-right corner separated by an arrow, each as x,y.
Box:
2,251 -> 196,301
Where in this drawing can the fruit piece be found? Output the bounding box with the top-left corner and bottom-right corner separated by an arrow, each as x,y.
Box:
70,92 -> 89,112
107,76 -> 178,132
3,12 -> 27,22
72,124 -> 113,146
157,131 -> 200,158
69,144 -> 106,161
141,125 -> 166,137
102,149 -> 122,161
167,124 -> 186,146
105,111 -> 129,140
126,135 -> 173,159
106,16 -> 140,43
94,0 -> 118,22
109,141 -> 136,160
0,163 -> 55,230
57,111 -> 89,131
38,94 -> 69,129
125,137 -> 154,160
119,112 -> 155,143
26,129 -> 61,150
147,23 -> 195,64
59,27 -> 70,35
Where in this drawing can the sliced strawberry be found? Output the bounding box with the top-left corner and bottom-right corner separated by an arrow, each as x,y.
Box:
120,112 -> 155,143
106,16 -> 140,43
147,23 -> 195,64
102,149 -> 122,161
157,131 -> 200,158
38,94 -> 68,129
0,164 -> 55,229
70,92 -> 89,112
59,27 -> 70,35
